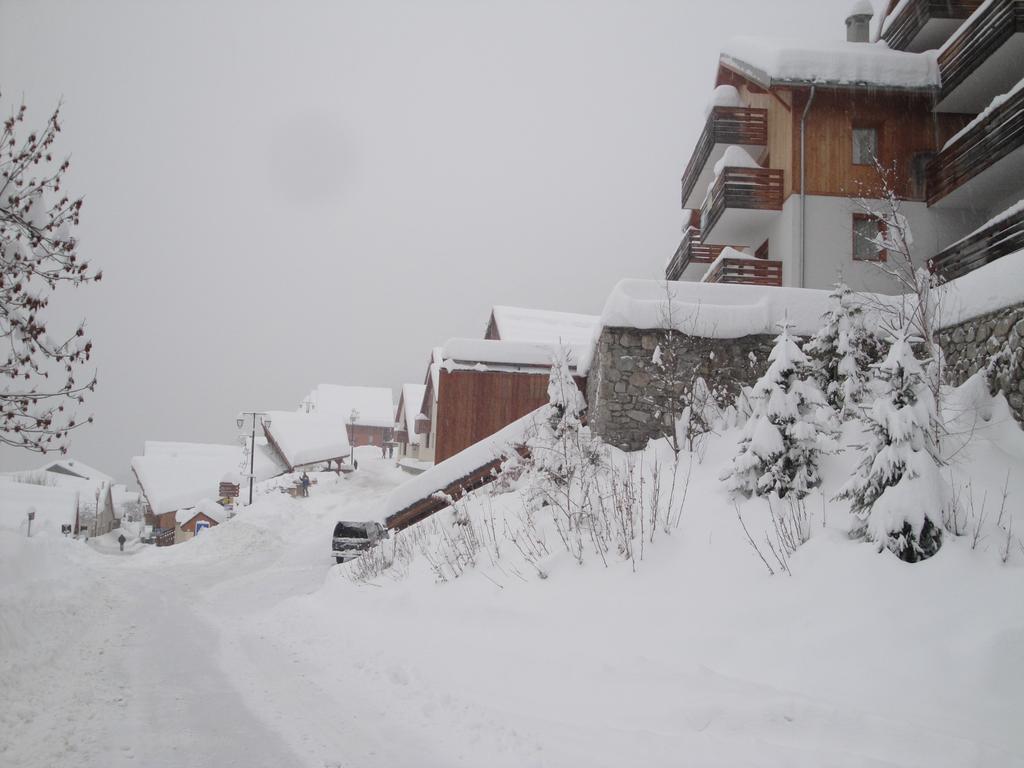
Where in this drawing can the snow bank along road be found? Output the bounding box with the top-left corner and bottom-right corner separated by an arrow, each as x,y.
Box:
3,439 -> 1024,767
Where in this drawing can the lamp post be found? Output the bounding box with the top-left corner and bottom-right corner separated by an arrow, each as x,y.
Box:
349,408 -> 359,468
236,411 -> 271,506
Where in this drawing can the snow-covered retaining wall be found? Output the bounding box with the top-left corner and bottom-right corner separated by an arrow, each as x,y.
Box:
938,303 -> 1024,422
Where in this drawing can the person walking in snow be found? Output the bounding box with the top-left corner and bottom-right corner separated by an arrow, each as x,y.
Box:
300,472 -> 311,497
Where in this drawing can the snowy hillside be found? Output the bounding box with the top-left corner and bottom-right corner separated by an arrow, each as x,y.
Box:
4,378 -> 1023,766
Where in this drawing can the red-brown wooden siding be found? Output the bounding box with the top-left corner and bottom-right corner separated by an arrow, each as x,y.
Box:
434,369 -> 586,464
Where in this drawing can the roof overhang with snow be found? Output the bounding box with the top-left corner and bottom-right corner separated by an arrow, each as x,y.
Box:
718,37 -> 940,92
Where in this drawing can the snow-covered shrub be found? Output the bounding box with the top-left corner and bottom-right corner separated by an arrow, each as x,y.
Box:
805,281 -> 882,418
836,334 -> 947,562
724,322 -> 837,500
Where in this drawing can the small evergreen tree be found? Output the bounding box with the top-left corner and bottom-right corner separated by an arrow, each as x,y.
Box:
835,334 -> 947,562
726,321 -> 836,499
805,281 -> 882,418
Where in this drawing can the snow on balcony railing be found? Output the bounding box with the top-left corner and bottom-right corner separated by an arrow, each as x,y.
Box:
931,199 -> 1024,279
927,77 -> 1024,204
665,227 -> 725,281
937,0 -> 1024,102
881,0 -> 983,52
701,166 -> 784,240
679,107 -> 768,208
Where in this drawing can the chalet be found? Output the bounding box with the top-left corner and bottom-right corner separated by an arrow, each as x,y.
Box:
394,383 -> 428,462
175,499 -> 228,543
431,338 -> 586,464
302,384 -> 395,447
262,410 -> 352,472
131,441 -> 284,546
667,1 -> 1024,290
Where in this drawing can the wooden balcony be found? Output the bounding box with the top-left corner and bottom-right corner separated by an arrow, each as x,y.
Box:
931,204 -> 1024,280
927,80 -> 1024,206
881,0 -> 982,52
700,167 -> 784,246
665,227 -> 725,281
703,257 -> 782,287
936,0 -> 1024,112
679,107 -> 768,209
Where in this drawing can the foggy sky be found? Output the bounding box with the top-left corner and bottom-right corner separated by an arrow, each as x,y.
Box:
0,0 -> 880,482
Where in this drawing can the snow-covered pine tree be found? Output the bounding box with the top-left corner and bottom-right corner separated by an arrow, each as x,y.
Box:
725,320 -> 836,499
805,281 -> 882,418
520,346 -> 595,514
835,333 -> 947,562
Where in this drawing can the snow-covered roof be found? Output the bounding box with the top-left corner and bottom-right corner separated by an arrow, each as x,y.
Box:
719,37 -> 939,90
489,305 -> 600,347
0,482 -> 79,534
304,384 -> 396,428
441,338 -> 584,372
42,459 -> 113,484
398,384 -> 428,444
132,441 -> 283,516
262,410 -> 351,469
176,498 -> 228,526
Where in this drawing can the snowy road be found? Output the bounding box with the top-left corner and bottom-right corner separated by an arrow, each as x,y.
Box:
0,451 -> 410,768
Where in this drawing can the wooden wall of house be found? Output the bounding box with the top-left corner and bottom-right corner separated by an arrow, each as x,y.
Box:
434,370 -> 587,464
742,85 -> 796,199
795,89 -> 973,200
180,512 -> 218,535
346,424 -> 392,447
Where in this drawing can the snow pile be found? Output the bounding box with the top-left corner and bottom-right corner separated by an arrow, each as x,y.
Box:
263,410 -> 351,468
720,36 -> 939,89
935,248 -> 1024,327
697,246 -> 758,283
0,482 -> 79,534
713,145 -> 760,176
488,305 -> 600,347
441,337 -> 585,370
303,384 -> 395,428
704,84 -> 744,117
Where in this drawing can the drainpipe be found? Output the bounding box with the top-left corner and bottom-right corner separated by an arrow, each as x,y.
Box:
799,85 -> 816,289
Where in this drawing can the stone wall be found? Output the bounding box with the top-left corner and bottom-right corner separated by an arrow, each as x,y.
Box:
586,327 -> 775,451
587,302 -> 1024,450
938,303 -> 1024,422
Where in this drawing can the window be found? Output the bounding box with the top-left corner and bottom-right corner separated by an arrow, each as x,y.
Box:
852,214 -> 886,261
852,125 -> 879,166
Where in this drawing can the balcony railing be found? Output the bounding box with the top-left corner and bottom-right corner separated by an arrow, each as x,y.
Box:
938,0 -> 1024,103
665,227 -> 725,281
680,107 -> 768,208
931,204 -> 1024,280
926,79 -> 1024,204
882,0 -> 982,51
704,257 -> 783,287
701,167 -> 784,239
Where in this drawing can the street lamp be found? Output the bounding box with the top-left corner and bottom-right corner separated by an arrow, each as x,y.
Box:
349,408 -> 359,468
237,411 -> 270,505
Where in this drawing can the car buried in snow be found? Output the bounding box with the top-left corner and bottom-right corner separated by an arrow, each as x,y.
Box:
331,520 -> 388,564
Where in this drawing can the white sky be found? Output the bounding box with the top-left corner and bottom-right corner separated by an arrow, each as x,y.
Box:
0,0 -> 882,482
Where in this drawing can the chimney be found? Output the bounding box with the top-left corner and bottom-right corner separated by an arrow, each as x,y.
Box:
846,0 -> 874,43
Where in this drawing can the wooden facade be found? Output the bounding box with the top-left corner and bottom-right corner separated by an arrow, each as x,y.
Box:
434,369 -> 586,464
179,511 -> 220,535
345,424 -> 392,448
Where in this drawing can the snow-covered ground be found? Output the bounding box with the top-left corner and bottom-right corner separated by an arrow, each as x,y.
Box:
3,403 -> 1024,768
